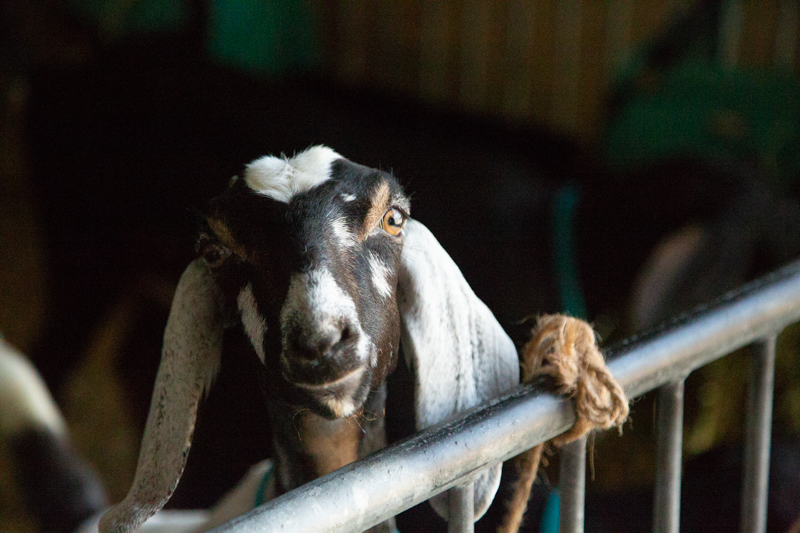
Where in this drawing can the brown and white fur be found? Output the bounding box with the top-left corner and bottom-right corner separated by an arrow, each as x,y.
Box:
99,146 -> 520,533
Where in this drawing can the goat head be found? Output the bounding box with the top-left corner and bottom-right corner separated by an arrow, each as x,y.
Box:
100,146 -> 519,532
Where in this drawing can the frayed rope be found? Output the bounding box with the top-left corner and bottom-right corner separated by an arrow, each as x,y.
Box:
497,315 -> 629,533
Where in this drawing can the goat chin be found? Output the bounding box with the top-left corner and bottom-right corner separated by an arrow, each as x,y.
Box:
292,365 -> 368,418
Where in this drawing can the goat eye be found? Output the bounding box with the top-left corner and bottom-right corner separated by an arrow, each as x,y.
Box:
381,207 -> 406,236
199,241 -> 231,268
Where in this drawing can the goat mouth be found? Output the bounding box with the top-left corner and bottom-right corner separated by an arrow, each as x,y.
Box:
292,366 -> 365,392
291,367 -> 368,418
280,343 -> 368,386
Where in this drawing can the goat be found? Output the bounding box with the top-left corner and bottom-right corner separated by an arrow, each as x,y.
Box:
0,335 -> 276,533
0,338 -> 108,532
98,146 -> 520,532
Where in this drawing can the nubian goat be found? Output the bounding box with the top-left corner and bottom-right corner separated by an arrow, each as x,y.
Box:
99,146 -> 520,532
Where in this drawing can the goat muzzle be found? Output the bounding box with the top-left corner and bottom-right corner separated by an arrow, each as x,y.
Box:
287,321 -> 358,363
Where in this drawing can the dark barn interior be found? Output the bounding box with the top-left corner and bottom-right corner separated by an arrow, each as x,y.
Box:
1,1 -> 799,532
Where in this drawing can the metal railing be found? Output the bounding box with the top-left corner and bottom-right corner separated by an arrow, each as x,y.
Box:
209,259 -> 800,533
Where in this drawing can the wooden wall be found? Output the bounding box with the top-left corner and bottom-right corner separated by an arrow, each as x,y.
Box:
314,0 -> 800,140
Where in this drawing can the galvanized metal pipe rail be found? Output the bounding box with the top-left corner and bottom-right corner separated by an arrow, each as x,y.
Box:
740,337 -> 777,533
559,436 -> 587,533
447,484 -> 474,533
210,260 -> 800,533
653,379 -> 685,533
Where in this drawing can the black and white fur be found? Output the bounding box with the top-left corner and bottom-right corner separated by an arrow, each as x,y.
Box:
99,146 -> 520,533
0,338 -> 108,532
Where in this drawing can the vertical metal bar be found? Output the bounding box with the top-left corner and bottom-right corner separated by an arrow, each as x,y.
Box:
741,337 -> 777,533
447,483 -> 474,533
559,435 -> 587,533
653,380 -> 685,533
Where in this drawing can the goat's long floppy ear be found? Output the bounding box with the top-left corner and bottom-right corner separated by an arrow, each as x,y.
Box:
99,260 -> 225,533
398,219 -> 520,522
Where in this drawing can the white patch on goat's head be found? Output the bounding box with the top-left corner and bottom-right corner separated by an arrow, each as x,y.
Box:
368,252 -> 393,300
237,283 -> 268,364
244,145 -> 342,203
280,268 -> 365,358
340,193 -> 356,202
331,217 -> 356,249
281,267 -> 374,380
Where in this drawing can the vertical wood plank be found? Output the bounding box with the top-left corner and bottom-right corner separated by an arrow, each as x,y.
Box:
720,0 -> 743,69
458,0 -> 493,113
371,0 -> 423,95
372,0 -> 403,90
335,0 -> 370,86
739,1 -> 780,68
604,0 -> 634,86
774,0 -> 798,71
313,0 -> 338,77
529,0 -> 556,125
576,0 -> 607,139
630,0 -> 672,46
500,0 -> 536,121
552,0 -> 582,134
419,0 -> 459,105
399,1 -> 424,96
796,5 -> 800,74
321,0 -> 754,139
484,1 -> 507,116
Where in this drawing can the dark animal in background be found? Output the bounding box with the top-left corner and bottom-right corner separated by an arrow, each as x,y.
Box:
0,338 -> 108,533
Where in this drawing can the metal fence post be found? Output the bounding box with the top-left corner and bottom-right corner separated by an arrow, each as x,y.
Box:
740,336 -> 777,533
448,483 -> 474,533
653,379 -> 685,533
205,262 -> 800,533
559,435 -> 587,533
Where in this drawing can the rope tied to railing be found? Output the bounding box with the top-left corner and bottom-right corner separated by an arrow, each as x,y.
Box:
498,315 -> 630,533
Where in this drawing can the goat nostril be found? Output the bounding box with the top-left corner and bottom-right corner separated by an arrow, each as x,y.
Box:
290,324 -> 357,362
339,325 -> 352,345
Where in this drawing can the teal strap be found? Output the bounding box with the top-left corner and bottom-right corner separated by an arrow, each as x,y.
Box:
552,184 -> 587,319
540,489 -> 560,533
254,465 -> 274,507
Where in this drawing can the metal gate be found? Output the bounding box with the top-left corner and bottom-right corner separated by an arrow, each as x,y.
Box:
209,260 -> 800,533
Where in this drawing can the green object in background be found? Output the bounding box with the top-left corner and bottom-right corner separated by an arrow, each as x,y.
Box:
606,60 -> 800,189
552,184 -> 588,320
208,0 -> 318,77
254,463 -> 273,507
540,489 -> 560,533
67,0 -> 188,36
67,0 -> 320,77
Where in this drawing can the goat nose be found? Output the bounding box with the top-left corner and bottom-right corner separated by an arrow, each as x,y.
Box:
291,324 -> 355,361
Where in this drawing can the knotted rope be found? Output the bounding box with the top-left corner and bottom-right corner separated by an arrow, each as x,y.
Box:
498,315 -> 629,533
